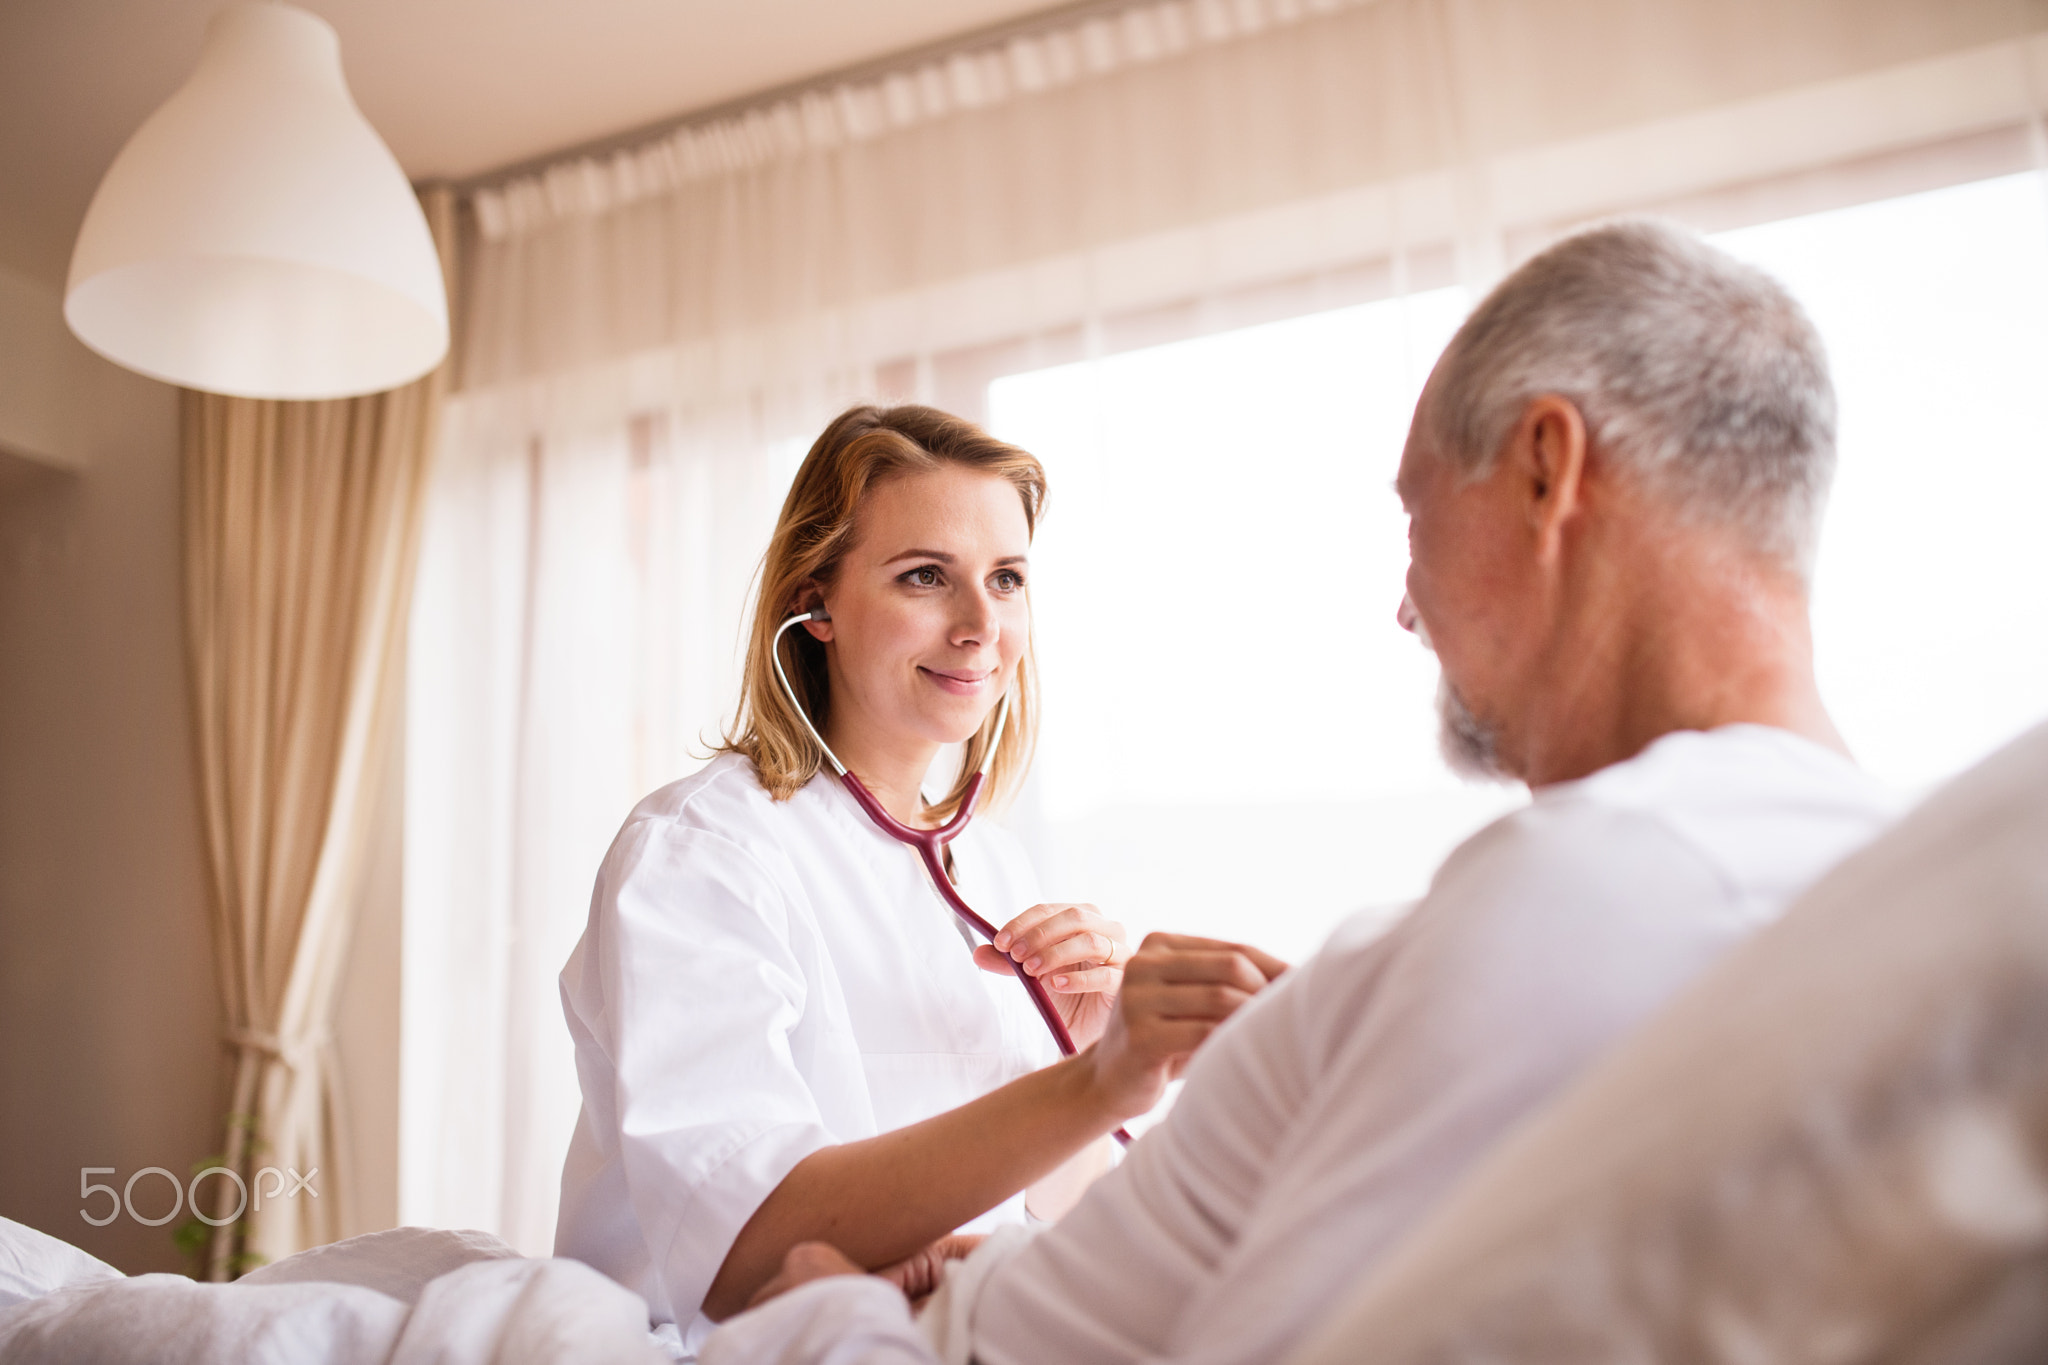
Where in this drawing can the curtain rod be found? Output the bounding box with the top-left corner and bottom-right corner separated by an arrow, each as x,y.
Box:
450,0 -> 1158,194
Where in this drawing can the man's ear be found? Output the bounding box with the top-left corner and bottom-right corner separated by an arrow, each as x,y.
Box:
1512,394 -> 1589,562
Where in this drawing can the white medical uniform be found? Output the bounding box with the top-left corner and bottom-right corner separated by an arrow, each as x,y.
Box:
700,724 -> 1902,1365
555,751 -> 1058,1358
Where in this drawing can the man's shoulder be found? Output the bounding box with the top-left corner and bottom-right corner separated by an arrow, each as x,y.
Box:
1425,724 -> 1900,941
1423,798 -> 1716,937
1553,724 -> 1892,820
1542,724 -> 1900,907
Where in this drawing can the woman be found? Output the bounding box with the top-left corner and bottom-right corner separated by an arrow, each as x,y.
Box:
555,405 -> 1279,1356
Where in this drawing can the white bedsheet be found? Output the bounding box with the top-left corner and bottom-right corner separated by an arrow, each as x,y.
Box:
0,1219 -> 669,1365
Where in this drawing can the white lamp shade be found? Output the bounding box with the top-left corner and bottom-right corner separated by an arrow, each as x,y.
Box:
65,4 -> 447,401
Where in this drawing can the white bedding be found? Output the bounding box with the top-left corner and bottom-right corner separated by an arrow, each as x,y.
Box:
0,1219 -> 669,1364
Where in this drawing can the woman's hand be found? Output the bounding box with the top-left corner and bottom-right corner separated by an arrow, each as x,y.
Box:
745,1241 -> 867,1310
1082,933 -> 1289,1120
877,1233 -> 984,1306
743,1234 -> 987,1313
974,903 -> 1130,1048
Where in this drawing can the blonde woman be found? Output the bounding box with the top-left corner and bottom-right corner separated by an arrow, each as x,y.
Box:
555,404 -> 1282,1356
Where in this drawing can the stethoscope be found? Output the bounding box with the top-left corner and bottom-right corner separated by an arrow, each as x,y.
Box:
774,608 -> 1133,1147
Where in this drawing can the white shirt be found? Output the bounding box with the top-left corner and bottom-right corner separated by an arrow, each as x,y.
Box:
555,752 -> 1058,1357
700,724 -> 1901,1365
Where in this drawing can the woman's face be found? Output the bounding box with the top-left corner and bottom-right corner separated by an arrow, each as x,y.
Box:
810,464 -> 1031,752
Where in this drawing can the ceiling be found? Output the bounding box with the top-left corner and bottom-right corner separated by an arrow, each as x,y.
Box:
0,0 -> 1073,288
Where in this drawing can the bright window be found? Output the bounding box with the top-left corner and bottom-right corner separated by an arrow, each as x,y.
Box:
1716,174 -> 2048,790
989,171 -> 2048,963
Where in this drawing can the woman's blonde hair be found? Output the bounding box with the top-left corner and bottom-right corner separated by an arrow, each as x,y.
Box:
719,403 -> 1047,819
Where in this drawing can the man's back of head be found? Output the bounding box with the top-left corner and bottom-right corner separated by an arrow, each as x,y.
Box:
1429,219 -> 1837,572
1395,218 -> 1848,786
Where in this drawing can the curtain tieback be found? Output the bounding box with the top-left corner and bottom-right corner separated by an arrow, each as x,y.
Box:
226,1028 -> 329,1072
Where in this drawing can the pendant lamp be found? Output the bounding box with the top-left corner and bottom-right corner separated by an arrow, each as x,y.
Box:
65,4 -> 447,401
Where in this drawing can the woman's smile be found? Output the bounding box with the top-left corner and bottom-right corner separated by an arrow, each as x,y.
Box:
920,665 -> 998,696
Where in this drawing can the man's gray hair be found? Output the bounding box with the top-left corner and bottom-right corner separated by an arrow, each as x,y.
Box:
1424,219 -> 1836,573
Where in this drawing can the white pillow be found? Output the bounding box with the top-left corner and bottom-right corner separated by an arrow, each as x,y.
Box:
0,1216 -> 122,1309
1287,719 -> 2048,1365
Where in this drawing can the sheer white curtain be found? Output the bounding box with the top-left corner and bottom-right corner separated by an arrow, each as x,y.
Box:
403,0 -> 2048,1248
403,405 -> 789,1249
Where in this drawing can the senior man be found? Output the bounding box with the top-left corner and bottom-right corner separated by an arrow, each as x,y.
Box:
701,219 -> 1902,1365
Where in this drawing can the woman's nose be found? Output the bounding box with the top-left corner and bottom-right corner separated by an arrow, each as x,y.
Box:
952,587 -> 1000,646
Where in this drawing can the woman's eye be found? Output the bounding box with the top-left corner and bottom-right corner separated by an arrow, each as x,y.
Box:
993,570 -> 1026,592
904,566 -> 941,587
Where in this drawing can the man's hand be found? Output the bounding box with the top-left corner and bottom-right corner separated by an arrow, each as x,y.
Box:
974,902 -> 1130,1048
1083,933 -> 1288,1119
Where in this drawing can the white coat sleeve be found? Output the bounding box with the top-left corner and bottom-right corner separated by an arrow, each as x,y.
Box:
569,815 -> 853,1326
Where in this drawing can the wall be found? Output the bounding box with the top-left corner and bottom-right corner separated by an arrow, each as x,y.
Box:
0,267 -> 78,470
0,265 -> 219,1272
0,264 -> 405,1269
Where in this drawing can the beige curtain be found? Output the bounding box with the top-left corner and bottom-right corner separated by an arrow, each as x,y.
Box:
461,0 -> 2048,405
186,187 -> 454,1277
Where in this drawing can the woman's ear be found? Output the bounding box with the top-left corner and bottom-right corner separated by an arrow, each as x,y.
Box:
796,581 -> 834,641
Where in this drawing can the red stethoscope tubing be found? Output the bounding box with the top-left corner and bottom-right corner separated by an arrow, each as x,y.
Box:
835,766 -> 1133,1149
835,767 -> 1074,1048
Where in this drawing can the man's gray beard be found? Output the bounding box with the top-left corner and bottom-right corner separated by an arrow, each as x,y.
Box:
1437,675 -> 1508,782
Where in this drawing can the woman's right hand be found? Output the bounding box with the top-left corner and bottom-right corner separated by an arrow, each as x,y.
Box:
1082,933 -> 1289,1121
744,1234 -> 985,1312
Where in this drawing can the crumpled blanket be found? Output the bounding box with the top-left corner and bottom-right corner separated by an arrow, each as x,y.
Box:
0,1220 -> 669,1365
